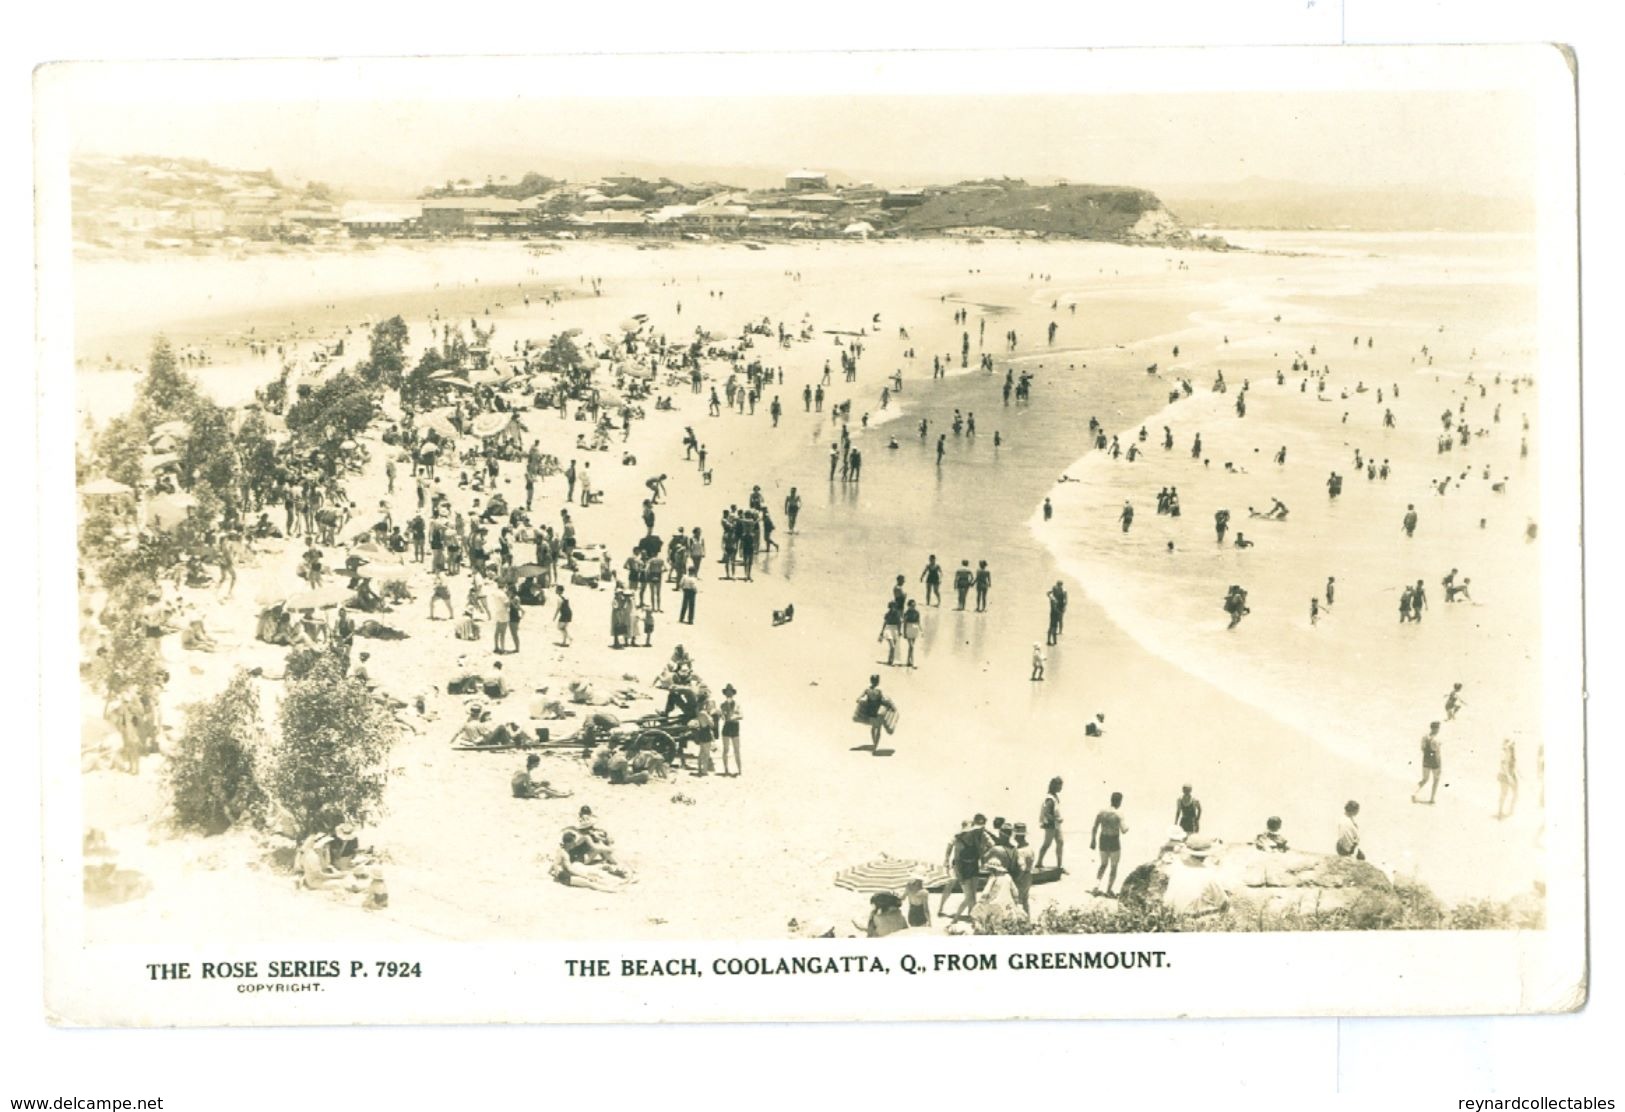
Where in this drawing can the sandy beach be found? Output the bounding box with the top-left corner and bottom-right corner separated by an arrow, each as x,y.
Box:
75,231 -> 1549,944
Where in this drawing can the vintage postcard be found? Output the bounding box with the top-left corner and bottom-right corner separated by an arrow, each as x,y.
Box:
35,46 -> 1586,1026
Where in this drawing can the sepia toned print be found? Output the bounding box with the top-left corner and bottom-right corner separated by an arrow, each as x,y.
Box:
39,48 -> 1585,1024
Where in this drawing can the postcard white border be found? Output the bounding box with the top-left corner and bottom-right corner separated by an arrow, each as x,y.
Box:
33,44 -> 1586,1029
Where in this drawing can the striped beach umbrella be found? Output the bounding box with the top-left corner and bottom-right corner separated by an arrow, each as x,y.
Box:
834,855 -> 949,895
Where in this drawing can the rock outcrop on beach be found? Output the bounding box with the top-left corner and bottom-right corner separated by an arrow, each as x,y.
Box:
1119,841 -> 1394,920
895,182 -> 1225,246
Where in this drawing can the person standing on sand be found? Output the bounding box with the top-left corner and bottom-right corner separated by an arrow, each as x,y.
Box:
974,560 -> 992,612
555,588 -> 573,646
857,674 -> 896,753
920,555 -> 943,607
1497,739 -> 1519,819
1011,824 -> 1037,914
1414,722 -> 1443,804
1119,501 -> 1135,533
678,569 -> 699,625
953,560 -> 973,610
878,601 -> 903,666
1402,504 -> 1419,537
718,684 -> 743,777
1036,778 -> 1064,871
1046,581 -> 1068,645
1214,508 -> 1230,544
505,588 -> 522,654
784,488 -> 801,533
1174,784 -> 1202,835
1325,577 -> 1336,607
902,600 -> 922,667
939,815 -> 992,922
1031,642 -> 1046,681
1091,792 -> 1129,897
1411,579 -> 1429,623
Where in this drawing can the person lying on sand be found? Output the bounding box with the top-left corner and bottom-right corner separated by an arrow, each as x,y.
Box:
549,831 -> 623,892
772,604 -> 795,626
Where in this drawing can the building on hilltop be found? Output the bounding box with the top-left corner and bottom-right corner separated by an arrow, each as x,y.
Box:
785,170 -> 829,192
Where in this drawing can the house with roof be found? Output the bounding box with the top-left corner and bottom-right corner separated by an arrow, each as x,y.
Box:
785,169 -> 829,192
420,196 -> 528,234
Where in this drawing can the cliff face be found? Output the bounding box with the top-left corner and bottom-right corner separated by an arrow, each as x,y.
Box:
897,182 -> 1205,243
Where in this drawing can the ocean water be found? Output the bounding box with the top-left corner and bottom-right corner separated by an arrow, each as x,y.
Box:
1033,233 -> 1542,788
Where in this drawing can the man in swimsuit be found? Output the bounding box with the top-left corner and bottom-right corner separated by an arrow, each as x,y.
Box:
939,814 -> 992,922
1090,792 -> 1128,897
1174,784 -> 1202,835
1413,722 -> 1443,804
920,555 -> 942,607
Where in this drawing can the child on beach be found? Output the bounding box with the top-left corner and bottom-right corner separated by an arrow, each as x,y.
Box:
1031,643 -> 1046,682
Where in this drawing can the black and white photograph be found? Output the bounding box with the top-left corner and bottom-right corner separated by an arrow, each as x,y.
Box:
32,44 -> 1587,1030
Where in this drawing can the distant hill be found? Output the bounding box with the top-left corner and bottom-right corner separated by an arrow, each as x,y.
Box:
1161,180 -> 1534,233
896,181 -> 1216,244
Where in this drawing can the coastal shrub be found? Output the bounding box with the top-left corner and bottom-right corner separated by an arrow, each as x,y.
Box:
266,655 -> 400,838
87,575 -> 167,709
284,370 -> 378,450
283,647 -> 325,681
973,874 -> 1532,934
359,316 -> 409,390
401,349 -> 451,410
92,412 -> 151,491
166,671 -> 267,835
1449,897 -> 1545,931
137,337 -> 202,422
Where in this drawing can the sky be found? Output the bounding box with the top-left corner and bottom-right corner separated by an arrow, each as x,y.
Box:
48,55 -> 1543,199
